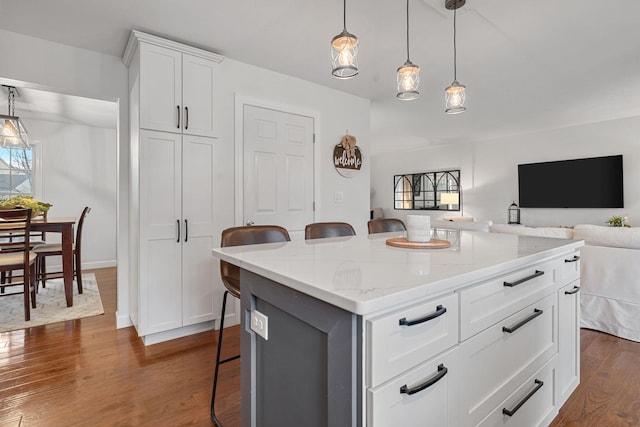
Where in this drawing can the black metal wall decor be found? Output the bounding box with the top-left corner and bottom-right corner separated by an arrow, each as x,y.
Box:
394,169 -> 460,210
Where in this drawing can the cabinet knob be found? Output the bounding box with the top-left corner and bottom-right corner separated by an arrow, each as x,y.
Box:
246,220 -> 255,226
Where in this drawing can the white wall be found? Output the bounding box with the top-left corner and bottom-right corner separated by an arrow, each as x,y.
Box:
30,120 -> 117,269
371,116 -> 640,227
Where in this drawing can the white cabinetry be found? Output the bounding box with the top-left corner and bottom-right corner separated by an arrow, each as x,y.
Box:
364,250 -> 580,427
137,34 -> 218,137
124,31 -> 224,344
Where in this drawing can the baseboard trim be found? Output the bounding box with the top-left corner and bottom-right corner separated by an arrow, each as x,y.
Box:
139,321 -> 216,346
116,311 -> 133,329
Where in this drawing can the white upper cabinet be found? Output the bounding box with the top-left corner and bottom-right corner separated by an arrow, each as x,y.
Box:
125,30 -> 223,138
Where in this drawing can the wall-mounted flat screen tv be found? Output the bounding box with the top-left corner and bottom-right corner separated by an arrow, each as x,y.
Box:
518,155 -> 623,208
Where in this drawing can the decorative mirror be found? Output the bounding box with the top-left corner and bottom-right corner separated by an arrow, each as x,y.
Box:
394,169 -> 460,211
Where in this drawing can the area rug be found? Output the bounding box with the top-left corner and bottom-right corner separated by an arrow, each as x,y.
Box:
0,273 -> 104,332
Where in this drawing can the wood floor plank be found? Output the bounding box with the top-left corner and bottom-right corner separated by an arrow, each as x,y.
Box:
2,267 -> 639,426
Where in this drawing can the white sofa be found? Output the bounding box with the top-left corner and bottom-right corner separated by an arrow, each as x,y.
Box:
487,223 -> 640,342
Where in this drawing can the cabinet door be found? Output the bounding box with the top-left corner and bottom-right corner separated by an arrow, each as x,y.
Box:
182,54 -> 216,137
558,280 -> 580,404
181,135 -> 217,325
139,130 -> 183,335
139,43 -> 182,134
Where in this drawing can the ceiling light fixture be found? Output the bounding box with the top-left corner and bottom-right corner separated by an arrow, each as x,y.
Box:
1,86 -> 29,149
396,0 -> 420,100
331,0 -> 359,79
444,0 -> 466,114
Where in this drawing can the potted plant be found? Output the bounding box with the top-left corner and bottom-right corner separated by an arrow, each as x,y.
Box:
0,196 -> 53,217
606,215 -> 630,227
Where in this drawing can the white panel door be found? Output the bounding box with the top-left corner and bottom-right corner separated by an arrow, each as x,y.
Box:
243,105 -> 314,234
139,130 -> 182,335
181,135 -> 217,325
139,44 -> 182,134
182,54 -> 216,138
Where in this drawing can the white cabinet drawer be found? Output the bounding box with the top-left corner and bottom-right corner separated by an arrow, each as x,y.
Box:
460,259 -> 558,340
557,249 -> 581,285
366,293 -> 458,387
367,347 -> 459,427
460,293 -> 557,426
477,356 -> 558,427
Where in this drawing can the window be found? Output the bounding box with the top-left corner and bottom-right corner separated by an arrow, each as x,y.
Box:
0,146 -> 33,197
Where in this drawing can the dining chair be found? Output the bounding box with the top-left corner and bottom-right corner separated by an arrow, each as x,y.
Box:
211,224 -> 291,427
304,221 -> 356,239
34,206 -> 90,293
0,208 -> 37,321
367,218 -> 406,234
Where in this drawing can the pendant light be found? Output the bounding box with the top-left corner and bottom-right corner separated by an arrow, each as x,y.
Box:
444,0 -> 466,114
1,86 -> 29,149
396,0 -> 420,100
331,0 -> 359,79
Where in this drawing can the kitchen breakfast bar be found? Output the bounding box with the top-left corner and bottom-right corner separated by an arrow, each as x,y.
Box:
212,229 -> 583,427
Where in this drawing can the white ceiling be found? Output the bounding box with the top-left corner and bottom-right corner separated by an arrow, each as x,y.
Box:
1,0 -> 639,152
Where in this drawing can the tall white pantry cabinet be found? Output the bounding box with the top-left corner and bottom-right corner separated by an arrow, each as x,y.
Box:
124,30 -> 225,344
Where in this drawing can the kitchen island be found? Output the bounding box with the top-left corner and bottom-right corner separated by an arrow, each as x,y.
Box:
212,229 -> 583,427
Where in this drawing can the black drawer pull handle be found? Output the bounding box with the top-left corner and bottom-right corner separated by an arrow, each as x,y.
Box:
504,270 -> 544,287
176,219 -> 180,243
184,219 -> 188,242
185,106 -> 189,129
399,305 -> 447,327
565,255 -> 580,263
176,105 -> 180,128
564,286 -> 580,295
502,309 -> 543,333
502,379 -> 544,417
400,364 -> 448,396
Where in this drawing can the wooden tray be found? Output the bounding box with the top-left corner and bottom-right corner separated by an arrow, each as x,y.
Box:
386,237 -> 452,249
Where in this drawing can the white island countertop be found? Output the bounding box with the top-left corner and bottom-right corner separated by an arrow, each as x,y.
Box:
212,230 -> 583,316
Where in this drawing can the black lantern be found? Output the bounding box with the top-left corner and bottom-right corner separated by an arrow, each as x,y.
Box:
508,201 -> 520,224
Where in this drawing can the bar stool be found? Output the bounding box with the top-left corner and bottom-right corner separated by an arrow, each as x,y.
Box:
367,218 -> 406,234
211,224 -> 291,427
304,222 -> 356,239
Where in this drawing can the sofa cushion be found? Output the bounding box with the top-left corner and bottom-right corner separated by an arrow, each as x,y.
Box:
490,224 -> 574,239
573,224 -> 640,249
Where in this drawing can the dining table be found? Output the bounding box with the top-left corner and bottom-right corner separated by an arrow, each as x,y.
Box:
31,216 -> 76,307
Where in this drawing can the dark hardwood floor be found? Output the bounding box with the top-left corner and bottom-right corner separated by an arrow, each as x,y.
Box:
1,267 -> 638,426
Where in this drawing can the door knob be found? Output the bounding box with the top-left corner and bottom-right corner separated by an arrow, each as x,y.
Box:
246,220 -> 255,226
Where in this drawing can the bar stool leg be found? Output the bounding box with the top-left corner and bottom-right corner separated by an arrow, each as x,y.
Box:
211,290 -> 241,427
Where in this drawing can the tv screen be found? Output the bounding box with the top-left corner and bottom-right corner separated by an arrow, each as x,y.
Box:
518,155 -> 623,208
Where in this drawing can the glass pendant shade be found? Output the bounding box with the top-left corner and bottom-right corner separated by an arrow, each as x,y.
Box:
331,30 -> 359,79
396,0 -> 419,100
0,115 -> 29,148
1,86 -> 29,149
445,81 -> 466,114
444,2 -> 466,114
396,61 -> 420,100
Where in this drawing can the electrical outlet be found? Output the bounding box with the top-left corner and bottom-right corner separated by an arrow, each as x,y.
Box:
250,310 -> 268,340
334,191 -> 344,203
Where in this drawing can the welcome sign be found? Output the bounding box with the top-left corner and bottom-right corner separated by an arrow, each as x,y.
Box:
334,134 -> 362,178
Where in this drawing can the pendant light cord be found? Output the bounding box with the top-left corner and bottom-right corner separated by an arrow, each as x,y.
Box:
406,0 -> 410,61
453,7 -> 458,81
343,0 -> 347,31
8,88 -> 15,116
